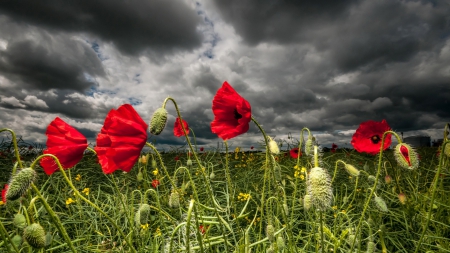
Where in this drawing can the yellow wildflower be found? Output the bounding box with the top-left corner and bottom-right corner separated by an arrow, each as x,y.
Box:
332,205 -> 338,210
235,147 -> 241,153
155,227 -> 161,236
0,201 -> 4,206
82,188 -> 90,196
152,168 -> 159,176
237,193 -> 250,201
75,174 -> 81,181
141,224 -> 149,230
66,198 -> 75,205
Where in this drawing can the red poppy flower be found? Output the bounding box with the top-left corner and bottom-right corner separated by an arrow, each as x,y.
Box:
199,225 -> 207,235
200,147 -> 204,152
151,179 -> 160,188
351,119 -> 392,155
174,117 -> 189,137
332,143 -> 338,150
40,117 -> 88,175
1,184 -> 8,203
250,146 -> 254,150
174,156 -> 179,161
211,81 -> 251,140
95,104 -> 148,174
289,148 -> 301,159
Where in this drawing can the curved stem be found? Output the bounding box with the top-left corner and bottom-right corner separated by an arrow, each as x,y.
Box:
331,160 -> 347,184
0,128 -> 23,172
0,219 -> 20,253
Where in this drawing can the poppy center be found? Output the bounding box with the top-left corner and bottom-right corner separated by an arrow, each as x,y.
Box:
371,135 -> 381,144
234,109 -> 242,120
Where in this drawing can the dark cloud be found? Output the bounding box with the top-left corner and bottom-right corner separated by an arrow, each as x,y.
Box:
0,0 -> 203,55
0,38 -> 104,92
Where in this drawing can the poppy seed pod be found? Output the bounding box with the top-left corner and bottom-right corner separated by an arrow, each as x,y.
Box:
268,136 -> 279,155
374,196 -> 388,212
6,168 -> 36,201
23,223 -> 46,249
345,164 -> 360,177
149,107 -> 168,135
13,213 -> 27,229
168,191 -> 180,208
307,167 -> 333,211
394,143 -> 419,170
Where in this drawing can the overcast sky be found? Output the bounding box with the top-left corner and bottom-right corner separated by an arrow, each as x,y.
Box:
1,0 -> 449,151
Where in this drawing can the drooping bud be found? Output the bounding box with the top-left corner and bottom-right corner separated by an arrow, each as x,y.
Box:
6,168 -> 36,201
394,143 -> 419,170
187,159 -> 193,166
268,136 -> 279,155
23,223 -> 46,249
283,203 -> 289,216
151,159 -> 157,169
168,191 -> 180,208
374,196 -> 388,212
149,108 -> 168,135
398,192 -> 407,205
209,171 -> 215,179
305,137 -> 314,156
306,167 -> 333,211
344,164 -> 360,177
13,213 -> 27,228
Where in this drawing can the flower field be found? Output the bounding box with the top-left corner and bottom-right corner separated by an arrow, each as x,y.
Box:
1,82 -> 449,253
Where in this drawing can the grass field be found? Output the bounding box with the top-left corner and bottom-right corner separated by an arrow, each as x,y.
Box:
1,130 -> 449,253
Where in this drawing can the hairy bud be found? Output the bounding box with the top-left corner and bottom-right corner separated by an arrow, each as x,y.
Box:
149,108 -> 168,135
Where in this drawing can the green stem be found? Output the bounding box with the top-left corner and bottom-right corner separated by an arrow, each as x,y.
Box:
413,140 -> 449,253
223,141 -> 236,213
0,128 -> 24,171
350,130 -> 401,251
30,154 -> 137,253
0,219 -> 19,253
31,184 -> 77,253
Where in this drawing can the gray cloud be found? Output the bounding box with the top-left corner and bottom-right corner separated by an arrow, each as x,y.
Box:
0,0 -> 203,55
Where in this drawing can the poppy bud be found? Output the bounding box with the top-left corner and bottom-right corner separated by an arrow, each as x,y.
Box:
307,167 -> 333,211
6,168 -> 36,201
149,108 -> 168,135
268,136 -> 279,155
394,143 -> 419,170
303,194 -> 312,210
347,234 -> 358,246
305,137 -> 313,156
151,159 -> 157,169
367,241 -> 376,253
187,159 -> 193,166
10,234 -> 22,250
135,204 -> 151,227
274,165 -> 282,182
209,171 -> 215,179
283,203 -> 289,216
345,164 -> 360,177
13,213 -> 27,228
374,196 -> 388,212
168,191 -> 180,208
23,223 -> 46,249
136,171 -> 144,182
277,236 -> 285,250
266,224 -> 275,242
444,142 -> 450,157
398,192 -> 407,205
384,175 -> 392,184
